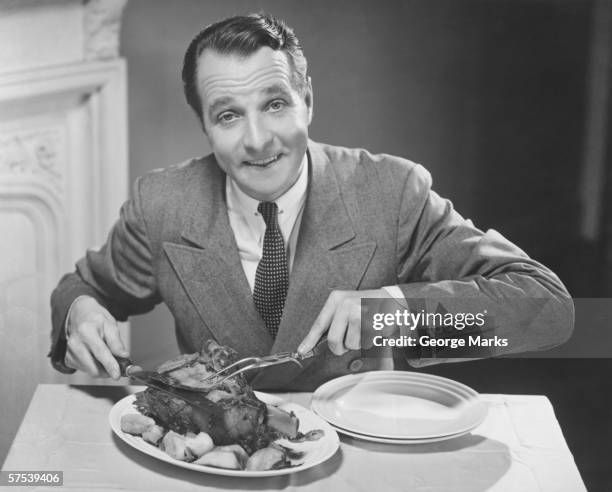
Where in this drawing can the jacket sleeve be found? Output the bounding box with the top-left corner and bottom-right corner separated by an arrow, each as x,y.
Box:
392,164 -> 574,366
48,176 -> 161,372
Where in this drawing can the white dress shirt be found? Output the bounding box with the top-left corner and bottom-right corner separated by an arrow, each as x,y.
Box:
226,154 -> 308,292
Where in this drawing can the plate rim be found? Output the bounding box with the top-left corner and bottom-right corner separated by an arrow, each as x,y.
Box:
109,390 -> 339,478
311,371 -> 488,439
315,371 -> 479,396
320,417 -> 480,444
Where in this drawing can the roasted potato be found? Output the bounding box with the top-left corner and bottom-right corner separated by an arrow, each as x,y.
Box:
215,444 -> 249,467
120,413 -> 155,435
160,431 -> 189,461
194,449 -> 241,469
245,445 -> 286,471
142,424 -> 165,445
185,432 -> 214,458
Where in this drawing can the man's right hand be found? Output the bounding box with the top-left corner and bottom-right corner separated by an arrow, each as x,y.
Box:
64,296 -> 129,380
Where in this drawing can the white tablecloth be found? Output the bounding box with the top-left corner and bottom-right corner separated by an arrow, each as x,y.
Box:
1,384 -> 585,491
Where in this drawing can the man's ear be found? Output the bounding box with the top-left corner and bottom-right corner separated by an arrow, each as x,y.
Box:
305,76 -> 314,124
198,113 -> 208,135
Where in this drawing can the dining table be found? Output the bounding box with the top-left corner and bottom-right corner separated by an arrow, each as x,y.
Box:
1,384 -> 585,491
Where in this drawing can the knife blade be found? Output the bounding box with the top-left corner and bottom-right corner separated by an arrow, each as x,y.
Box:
115,356 -> 223,424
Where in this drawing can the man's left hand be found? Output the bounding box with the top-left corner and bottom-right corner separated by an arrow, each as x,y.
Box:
297,289 -> 393,356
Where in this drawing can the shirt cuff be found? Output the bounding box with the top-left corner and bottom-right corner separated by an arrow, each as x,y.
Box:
50,295 -> 91,374
381,285 -> 409,308
64,295 -> 90,338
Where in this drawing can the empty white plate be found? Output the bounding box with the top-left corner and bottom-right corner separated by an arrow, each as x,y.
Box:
311,371 -> 487,440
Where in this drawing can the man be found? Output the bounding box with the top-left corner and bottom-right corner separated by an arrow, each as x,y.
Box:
49,13 -> 573,391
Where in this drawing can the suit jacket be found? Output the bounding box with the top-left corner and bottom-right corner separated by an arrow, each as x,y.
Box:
49,140 -> 573,390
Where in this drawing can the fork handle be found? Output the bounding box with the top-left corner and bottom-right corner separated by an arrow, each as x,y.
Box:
301,336 -> 328,359
114,356 -> 138,377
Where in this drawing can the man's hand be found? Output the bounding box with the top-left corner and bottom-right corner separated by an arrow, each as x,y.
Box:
297,289 -> 393,356
64,296 -> 129,380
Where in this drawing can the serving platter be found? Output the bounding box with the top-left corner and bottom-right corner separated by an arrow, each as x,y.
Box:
109,390 -> 339,477
311,371 -> 487,440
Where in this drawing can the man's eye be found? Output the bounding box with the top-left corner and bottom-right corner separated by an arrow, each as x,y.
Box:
268,100 -> 287,112
218,112 -> 237,124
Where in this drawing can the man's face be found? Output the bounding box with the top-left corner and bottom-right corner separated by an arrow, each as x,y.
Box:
196,47 -> 313,202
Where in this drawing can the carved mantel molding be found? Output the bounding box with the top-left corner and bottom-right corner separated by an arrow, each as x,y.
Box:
84,0 -> 128,61
0,0 -> 128,73
0,126 -> 65,192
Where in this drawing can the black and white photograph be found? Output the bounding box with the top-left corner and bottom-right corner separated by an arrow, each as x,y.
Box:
1,0 -> 610,490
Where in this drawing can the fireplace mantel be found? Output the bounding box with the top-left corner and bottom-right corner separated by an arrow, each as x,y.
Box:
0,0 -> 129,465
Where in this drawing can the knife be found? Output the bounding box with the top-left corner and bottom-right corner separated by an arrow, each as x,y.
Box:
114,356 -> 223,426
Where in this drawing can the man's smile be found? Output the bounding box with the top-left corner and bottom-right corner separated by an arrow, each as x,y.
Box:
243,153 -> 282,167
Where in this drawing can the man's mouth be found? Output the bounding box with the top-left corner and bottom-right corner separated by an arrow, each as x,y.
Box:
244,154 -> 282,168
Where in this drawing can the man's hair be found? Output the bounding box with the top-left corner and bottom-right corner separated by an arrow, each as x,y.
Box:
182,13 -> 308,124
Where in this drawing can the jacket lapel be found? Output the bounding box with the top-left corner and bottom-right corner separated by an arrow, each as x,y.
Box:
253,142 -> 376,388
163,159 -> 272,357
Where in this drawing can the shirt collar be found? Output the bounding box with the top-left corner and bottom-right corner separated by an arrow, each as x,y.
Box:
226,153 -> 309,222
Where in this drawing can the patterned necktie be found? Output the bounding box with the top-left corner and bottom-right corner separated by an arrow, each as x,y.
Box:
253,201 -> 289,338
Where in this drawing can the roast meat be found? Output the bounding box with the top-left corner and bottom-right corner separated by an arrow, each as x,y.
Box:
133,340 -> 297,454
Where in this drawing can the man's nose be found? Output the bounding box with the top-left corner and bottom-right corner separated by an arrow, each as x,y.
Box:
242,116 -> 272,153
